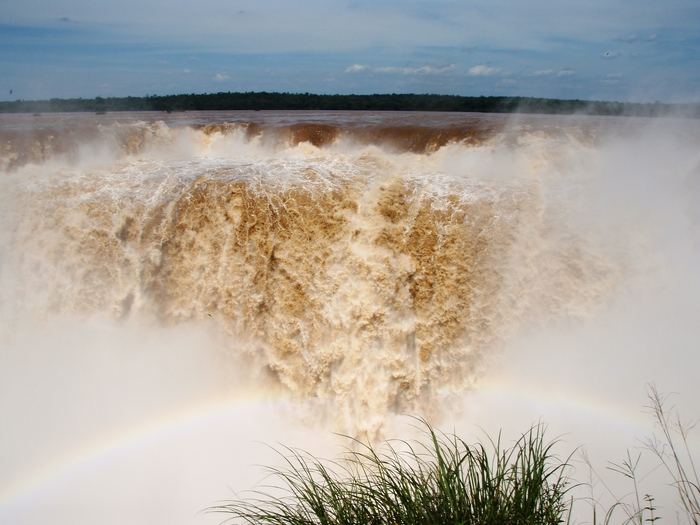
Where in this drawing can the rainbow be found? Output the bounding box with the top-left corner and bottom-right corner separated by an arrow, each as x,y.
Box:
0,391 -> 281,513
2,381 -> 685,515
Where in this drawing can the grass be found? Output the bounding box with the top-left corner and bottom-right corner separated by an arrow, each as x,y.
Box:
209,386 -> 699,525
641,385 -> 699,525
577,385 -> 699,525
209,420 -> 572,525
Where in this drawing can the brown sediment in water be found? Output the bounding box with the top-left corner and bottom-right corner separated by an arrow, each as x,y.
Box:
1,112 -> 626,436
7,161 -> 614,436
1,115 -> 509,171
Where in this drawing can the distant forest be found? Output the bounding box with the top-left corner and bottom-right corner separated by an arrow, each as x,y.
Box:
1,92 -> 699,118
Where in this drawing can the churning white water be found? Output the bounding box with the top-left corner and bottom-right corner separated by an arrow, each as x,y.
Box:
0,111 -> 698,525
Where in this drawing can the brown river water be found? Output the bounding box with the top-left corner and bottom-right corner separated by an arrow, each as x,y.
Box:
1,111 -> 699,525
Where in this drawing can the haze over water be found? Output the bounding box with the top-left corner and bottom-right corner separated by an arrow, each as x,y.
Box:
1,110 -> 699,525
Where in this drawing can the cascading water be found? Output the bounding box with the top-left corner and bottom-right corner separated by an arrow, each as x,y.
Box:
1,110 -> 699,525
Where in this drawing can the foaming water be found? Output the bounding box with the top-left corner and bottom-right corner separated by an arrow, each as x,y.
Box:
1,111 -> 699,525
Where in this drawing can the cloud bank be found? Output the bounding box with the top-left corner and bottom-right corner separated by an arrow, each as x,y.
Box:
0,0 -> 698,102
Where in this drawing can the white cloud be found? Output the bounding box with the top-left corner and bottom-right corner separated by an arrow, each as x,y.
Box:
615,34 -> 639,44
213,72 -> 230,81
412,64 -> 456,74
467,64 -> 499,76
615,33 -> 658,44
532,69 -> 553,76
346,64 -> 456,75
374,66 -> 401,74
602,73 -> 623,84
557,69 -> 576,77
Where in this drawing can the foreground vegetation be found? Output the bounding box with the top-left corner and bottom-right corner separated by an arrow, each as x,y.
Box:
211,422 -> 571,525
1,92 -> 699,118
595,386 -> 700,525
210,386 -> 699,525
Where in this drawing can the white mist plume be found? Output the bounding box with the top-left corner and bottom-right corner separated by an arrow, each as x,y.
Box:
0,112 -> 699,525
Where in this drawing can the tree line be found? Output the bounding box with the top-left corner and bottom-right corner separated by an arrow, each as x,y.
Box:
1,92 -> 698,118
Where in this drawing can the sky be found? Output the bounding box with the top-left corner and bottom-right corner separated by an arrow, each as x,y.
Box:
1,0 -> 699,103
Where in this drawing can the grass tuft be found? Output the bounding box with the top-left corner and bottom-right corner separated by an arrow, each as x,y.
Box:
579,384 -> 699,525
643,384 -> 700,525
209,419 -> 572,525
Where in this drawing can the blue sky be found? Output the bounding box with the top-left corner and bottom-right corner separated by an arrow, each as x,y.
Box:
1,0 -> 699,103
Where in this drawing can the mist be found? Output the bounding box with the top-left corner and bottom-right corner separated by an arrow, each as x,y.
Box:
0,111 -> 699,525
